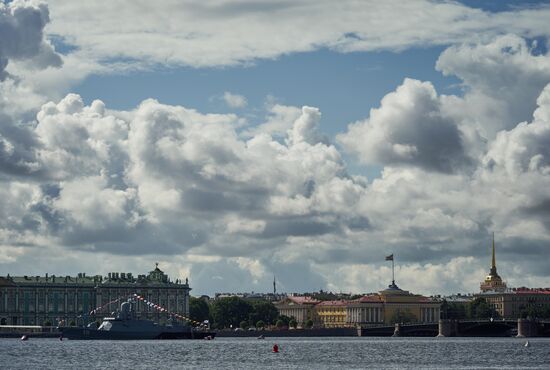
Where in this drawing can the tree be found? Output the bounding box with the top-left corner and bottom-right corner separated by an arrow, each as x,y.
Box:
210,297 -> 253,329
305,319 -> 314,329
519,304 -> 548,319
275,319 -> 284,329
389,309 -> 416,324
289,318 -> 297,329
311,291 -> 338,301
441,300 -> 468,320
189,297 -> 210,322
256,320 -> 265,329
276,314 -> 291,326
467,298 -> 498,319
249,301 -> 278,326
240,320 -> 248,329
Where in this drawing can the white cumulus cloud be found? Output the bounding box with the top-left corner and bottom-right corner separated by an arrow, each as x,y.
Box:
222,91 -> 247,109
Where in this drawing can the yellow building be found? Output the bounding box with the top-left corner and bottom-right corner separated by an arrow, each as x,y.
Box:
347,283 -> 440,327
316,300 -> 349,328
380,283 -> 440,324
480,288 -> 550,318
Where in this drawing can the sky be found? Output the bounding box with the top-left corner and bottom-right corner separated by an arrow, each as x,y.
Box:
1,0 -> 550,296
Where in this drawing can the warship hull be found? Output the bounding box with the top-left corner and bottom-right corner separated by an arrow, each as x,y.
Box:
59,326 -> 216,340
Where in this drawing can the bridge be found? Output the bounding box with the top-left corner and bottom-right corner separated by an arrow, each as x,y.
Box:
357,319 -> 550,337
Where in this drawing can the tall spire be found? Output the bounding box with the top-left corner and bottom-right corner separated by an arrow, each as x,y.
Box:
273,275 -> 276,295
489,232 -> 498,276
491,232 -> 496,270
480,231 -> 506,292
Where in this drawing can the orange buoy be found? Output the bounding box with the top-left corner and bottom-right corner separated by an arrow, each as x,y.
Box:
272,343 -> 279,353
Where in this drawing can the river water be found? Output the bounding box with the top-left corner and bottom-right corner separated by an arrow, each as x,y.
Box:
0,337 -> 548,369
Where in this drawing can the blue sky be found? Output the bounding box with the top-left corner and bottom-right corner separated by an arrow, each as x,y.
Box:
74,47 -> 461,132
73,47 -> 462,180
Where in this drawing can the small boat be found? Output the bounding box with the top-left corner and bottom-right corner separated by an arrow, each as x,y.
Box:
20,335 -> 28,341
257,335 -> 265,340
525,340 -> 530,347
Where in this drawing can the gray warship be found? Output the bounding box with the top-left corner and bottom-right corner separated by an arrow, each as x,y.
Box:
59,299 -> 215,340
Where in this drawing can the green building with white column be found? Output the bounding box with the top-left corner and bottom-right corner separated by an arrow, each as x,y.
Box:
0,264 -> 190,326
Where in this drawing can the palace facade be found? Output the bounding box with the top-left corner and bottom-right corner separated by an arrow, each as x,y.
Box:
0,265 -> 190,326
346,283 -> 440,327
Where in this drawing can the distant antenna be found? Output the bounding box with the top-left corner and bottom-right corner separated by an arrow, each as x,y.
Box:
273,275 -> 276,295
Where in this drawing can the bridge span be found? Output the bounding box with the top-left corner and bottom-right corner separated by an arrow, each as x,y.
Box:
357,319 -> 550,337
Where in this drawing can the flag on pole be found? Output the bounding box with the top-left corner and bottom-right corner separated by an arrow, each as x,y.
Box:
385,254 -> 394,261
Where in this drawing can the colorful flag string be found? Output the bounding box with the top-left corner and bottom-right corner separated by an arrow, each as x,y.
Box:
88,293 -> 203,327
131,293 -> 203,326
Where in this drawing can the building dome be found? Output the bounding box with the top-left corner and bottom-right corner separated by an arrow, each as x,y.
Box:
484,274 -> 502,283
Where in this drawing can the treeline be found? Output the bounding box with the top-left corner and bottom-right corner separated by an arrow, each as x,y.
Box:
441,298 -> 550,320
189,296 -> 302,329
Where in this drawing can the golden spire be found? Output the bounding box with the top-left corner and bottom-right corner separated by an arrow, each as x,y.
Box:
489,232 -> 498,277
492,232 -> 496,270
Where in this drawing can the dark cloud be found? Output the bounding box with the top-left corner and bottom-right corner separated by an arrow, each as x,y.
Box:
261,218 -> 337,238
0,114 -> 41,177
521,198 -> 550,231
0,2 -> 62,75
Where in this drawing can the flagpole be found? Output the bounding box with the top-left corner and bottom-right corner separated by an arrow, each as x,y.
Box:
392,255 -> 395,285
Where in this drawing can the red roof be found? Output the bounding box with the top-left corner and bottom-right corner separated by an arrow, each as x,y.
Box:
354,295 -> 382,303
513,287 -> 550,295
316,300 -> 348,306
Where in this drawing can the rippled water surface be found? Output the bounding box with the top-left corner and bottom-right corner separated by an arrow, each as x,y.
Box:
1,337 -> 549,369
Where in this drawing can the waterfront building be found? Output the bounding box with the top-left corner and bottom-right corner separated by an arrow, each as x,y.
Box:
478,288 -> 550,318
346,295 -> 384,326
480,234 -> 507,292
315,300 -> 348,328
274,296 -> 320,327
0,264 -> 190,326
346,283 -> 440,326
475,235 -> 550,318
380,283 -> 440,324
